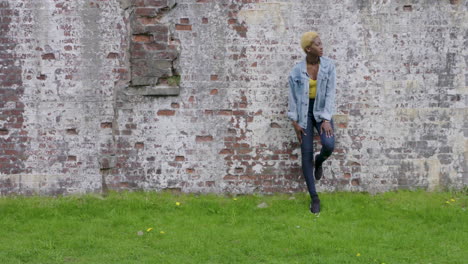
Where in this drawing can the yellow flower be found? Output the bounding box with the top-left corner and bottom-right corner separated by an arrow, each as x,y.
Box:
356,253 -> 361,257
450,199 -> 456,202
233,198 -> 238,201
446,201 -> 450,204
160,231 -> 165,234
146,228 -> 153,232
176,202 -> 181,206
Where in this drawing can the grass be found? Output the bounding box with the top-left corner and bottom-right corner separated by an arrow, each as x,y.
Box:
0,190 -> 466,264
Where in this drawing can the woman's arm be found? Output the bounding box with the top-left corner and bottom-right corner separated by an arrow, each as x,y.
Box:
287,74 -> 306,143
319,63 -> 336,138
287,75 -> 298,122
321,63 -> 336,121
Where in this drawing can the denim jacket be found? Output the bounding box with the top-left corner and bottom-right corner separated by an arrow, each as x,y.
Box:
287,56 -> 336,129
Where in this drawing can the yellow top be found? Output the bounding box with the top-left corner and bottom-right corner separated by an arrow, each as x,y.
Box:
309,79 -> 317,99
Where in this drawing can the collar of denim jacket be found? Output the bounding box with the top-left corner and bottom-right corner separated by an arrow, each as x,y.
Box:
299,56 -> 330,76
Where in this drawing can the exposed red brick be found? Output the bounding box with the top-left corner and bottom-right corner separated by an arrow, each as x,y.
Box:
233,110 -> 245,116
180,18 -> 190,24
66,128 -> 78,135
237,149 -> 251,154
403,5 -> 412,11
135,142 -> 144,149
171,103 -> 180,108
233,25 -> 247,37
145,0 -> 167,6
216,110 -> 232,116
219,149 -> 234,155
351,179 -> 360,186
186,168 -> 194,173
133,0 -> 145,6
157,110 -> 175,116
36,74 -> 47,80
175,156 -> 185,161
101,122 -> 112,128
135,7 -> 157,17
133,34 -> 152,42
344,173 -> 351,179
210,89 -> 218,95
223,175 -> 238,180
41,53 -> 55,60
196,135 -> 213,142
107,52 -> 119,59
67,156 -> 77,161
235,167 -> 244,173
202,17 -> 208,24
210,75 -> 218,81
175,24 -> 192,31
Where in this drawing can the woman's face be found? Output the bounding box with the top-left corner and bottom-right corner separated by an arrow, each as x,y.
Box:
305,37 -> 323,57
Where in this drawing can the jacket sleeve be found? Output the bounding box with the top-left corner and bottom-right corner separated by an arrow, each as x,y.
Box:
320,63 -> 336,121
287,75 -> 298,122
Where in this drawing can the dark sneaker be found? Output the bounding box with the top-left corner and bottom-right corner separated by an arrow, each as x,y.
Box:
310,199 -> 320,214
314,154 -> 323,181
314,164 -> 323,181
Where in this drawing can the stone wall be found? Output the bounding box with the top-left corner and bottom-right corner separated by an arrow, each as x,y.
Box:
0,0 -> 467,195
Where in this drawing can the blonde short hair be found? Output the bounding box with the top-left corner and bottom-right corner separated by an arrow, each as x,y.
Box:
300,31 -> 319,52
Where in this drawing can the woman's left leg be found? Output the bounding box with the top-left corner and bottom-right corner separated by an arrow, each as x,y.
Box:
313,119 -> 335,178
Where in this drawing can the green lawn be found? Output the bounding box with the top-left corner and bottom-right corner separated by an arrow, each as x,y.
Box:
0,189 -> 466,264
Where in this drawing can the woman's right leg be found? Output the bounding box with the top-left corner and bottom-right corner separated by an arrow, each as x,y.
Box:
301,101 -> 319,201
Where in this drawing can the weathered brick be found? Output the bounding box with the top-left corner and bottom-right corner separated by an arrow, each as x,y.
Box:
41,53 -> 55,60
66,128 -> 78,135
135,7 -> 158,17
196,135 -> 213,142
157,109 -> 175,116
0,0 -> 465,197
180,18 -> 190,24
133,34 -> 152,42
101,122 -> 112,128
175,24 -> 192,31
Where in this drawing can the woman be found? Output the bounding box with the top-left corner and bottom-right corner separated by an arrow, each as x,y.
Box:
287,32 -> 336,214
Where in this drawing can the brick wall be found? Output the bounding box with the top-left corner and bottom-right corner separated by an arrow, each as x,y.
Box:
0,1 -> 29,193
0,0 -> 128,195
0,0 -> 466,195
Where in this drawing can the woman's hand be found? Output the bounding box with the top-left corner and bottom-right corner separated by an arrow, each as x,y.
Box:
292,121 -> 306,144
320,121 -> 333,138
